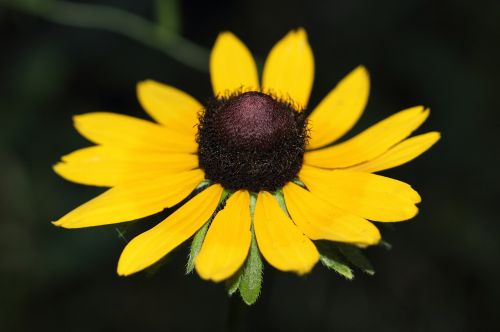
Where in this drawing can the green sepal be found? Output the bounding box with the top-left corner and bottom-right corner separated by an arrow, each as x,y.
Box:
316,241 -> 353,280
272,189 -> 288,214
185,189 -> 230,274
337,243 -> 375,276
238,193 -> 263,305
185,221 -> 209,274
238,231 -> 263,305
291,178 -> 306,188
195,179 -> 212,191
225,268 -> 242,296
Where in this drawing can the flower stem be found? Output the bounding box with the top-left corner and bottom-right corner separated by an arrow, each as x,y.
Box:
2,0 -> 210,72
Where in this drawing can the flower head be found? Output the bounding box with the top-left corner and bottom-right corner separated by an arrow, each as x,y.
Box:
53,28 -> 439,303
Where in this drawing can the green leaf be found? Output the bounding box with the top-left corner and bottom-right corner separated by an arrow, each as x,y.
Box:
337,243 -> 375,276
316,241 -> 353,280
238,193 -> 263,305
185,189 -> 230,274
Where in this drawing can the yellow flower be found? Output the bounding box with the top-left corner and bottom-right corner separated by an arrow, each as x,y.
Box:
53,29 -> 439,285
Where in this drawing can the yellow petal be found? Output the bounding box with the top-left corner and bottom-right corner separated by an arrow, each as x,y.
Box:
117,184 -> 223,276
54,146 -> 198,187
53,169 -> 204,228
262,28 -> 314,109
74,112 -> 196,153
210,32 -> 259,96
137,80 -> 201,137
195,190 -> 251,282
348,132 -> 441,173
307,66 -> 370,149
254,191 -> 319,274
299,165 -> 420,222
304,106 -> 429,168
283,182 -> 381,245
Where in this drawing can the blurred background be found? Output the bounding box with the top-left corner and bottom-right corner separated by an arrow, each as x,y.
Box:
1,0 -> 499,331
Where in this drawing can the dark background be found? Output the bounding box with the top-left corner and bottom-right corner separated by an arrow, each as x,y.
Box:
1,0 -> 499,331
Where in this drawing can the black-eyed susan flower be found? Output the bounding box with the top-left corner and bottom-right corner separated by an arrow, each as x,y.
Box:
53,28 -> 439,304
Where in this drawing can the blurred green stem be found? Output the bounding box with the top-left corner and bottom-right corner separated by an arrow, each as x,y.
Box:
3,0 -> 209,72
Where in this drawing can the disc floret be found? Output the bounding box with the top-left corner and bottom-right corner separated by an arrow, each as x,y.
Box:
197,91 -> 308,192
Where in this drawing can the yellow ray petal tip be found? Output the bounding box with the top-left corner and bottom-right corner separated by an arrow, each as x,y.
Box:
354,65 -> 369,77
136,79 -> 152,90
289,27 -> 308,43
295,27 -> 307,36
116,265 -> 129,277
429,131 -> 442,142
215,31 -> 237,43
52,162 -> 62,173
72,114 -> 81,125
117,256 -> 136,277
51,220 -> 64,227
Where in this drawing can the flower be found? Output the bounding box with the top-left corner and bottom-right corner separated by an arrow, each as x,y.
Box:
54,29 -> 439,290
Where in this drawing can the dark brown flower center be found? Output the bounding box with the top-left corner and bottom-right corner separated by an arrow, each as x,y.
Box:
197,91 -> 307,192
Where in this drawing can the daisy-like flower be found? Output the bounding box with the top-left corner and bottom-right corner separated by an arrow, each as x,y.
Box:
54,29 -> 439,301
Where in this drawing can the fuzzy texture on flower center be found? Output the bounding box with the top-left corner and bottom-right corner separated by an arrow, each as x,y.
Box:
197,91 -> 307,192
